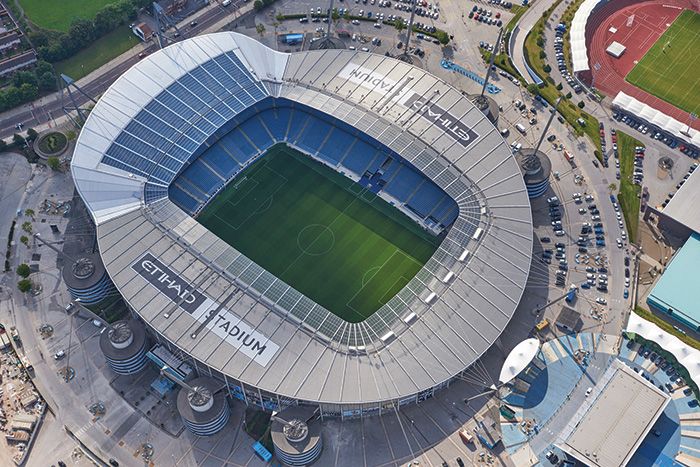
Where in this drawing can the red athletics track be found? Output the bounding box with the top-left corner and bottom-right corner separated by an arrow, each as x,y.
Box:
579,0 -> 700,130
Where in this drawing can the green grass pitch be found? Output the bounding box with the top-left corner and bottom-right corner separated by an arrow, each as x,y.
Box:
626,9 -> 700,116
18,0 -> 114,31
197,144 -> 442,323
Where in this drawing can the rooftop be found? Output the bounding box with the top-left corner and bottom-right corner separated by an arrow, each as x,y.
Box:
661,170 -> 700,235
556,359 -> 670,467
647,232 -> 700,324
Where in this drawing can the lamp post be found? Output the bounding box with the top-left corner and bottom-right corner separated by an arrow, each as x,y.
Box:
590,62 -> 601,91
687,113 -> 697,134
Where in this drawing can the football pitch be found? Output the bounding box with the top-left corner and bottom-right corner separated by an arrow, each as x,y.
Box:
626,9 -> 700,116
197,144 -> 442,322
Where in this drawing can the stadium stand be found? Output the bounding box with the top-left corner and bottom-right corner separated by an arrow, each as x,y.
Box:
167,99 -> 459,232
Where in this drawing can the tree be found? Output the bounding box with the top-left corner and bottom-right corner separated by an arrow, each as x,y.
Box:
25,209 -> 35,219
34,61 -> 54,77
22,221 -> 32,233
0,140 -> 7,152
566,91 -> 572,99
436,30 -> 450,45
543,64 -> 551,73
13,134 -> 23,145
276,12 -> 284,21
20,236 -> 28,245
395,17 -> 405,32
47,157 -> 61,170
255,23 -> 266,36
343,10 -> 350,21
4,87 -> 21,108
578,100 -> 585,109
608,183 -> 617,192
527,83 -> 541,96
29,30 -> 49,48
26,128 -> 38,140
539,50 -> 546,59
68,18 -> 95,51
18,279 -> 31,293
331,8 -> 340,20
11,70 -> 38,88
38,71 -> 56,91
66,130 -> 76,141
19,83 -> 38,102
556,82 -> 563,90
17,264 -> 30,278
93,4 -> 122,36
253,0 -> 263,11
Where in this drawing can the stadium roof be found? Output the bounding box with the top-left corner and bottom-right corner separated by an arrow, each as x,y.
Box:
72,33 -> 532,406
556,359 -> 670,467
612,91 -> 700,149
499,338 -> 539,384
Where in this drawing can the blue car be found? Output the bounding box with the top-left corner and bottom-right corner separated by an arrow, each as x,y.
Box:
581,283 -> 590,289
689,399 -> 698,408
597,240 -> 605,246
595,228 -> 604,234
624,289 -> 629,298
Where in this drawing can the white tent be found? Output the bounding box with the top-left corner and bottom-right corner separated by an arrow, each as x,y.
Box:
499,338 -> 540,384
571,0 -> 605,72
612,92 -> 700,148
627,313 -> 700,387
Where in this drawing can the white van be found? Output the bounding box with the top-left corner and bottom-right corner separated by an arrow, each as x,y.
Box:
222,0 -> 231,5
515,123 -> 526,134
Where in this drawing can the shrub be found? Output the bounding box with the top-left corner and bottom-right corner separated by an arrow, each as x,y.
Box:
556,83 -> 563,90
47,157 -> 60,170
578,101 -> 585,109
20,236 -> 28,246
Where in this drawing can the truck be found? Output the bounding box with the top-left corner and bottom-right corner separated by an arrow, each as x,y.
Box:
565,289 -> 576,303
563,151 -> 574,163
515,123 -> 526,134
535,319 -> 550,331
10,327 -> 19,341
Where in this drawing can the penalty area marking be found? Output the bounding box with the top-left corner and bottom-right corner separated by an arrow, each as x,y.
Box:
346,249 -> 422,315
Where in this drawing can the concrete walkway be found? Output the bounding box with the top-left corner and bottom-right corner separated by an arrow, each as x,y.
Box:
510,0 -> 559,84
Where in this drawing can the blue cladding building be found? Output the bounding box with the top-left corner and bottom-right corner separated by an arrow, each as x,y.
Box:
647,232 -> 700,331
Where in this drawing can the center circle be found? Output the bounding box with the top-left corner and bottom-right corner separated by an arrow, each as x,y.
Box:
297,224 -> 335,256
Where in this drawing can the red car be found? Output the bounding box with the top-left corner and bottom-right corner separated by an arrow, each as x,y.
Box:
496,12 -> 501,18
600,130 -> 605,137
611,135 -> 616,142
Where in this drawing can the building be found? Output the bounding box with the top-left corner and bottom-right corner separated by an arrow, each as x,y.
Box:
62,252 -> 115,305
646,232 -> 700,331
132,22 -> 154,42
0,32 -> 21,53
514,148 -> 552,198
270,406 -> 323,465
177,377 -> 230,436
555,359 -> 669,467
71,32 -> 532,417
99,321 -> 148,375
644,163 -> 700,240
0,50 -> 37,77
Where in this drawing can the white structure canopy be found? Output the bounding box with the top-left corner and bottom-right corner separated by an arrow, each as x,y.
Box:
499,338 -> 540,384
571,0 -> 604,72
627,313 -> 700,388
612,92 -> 700,148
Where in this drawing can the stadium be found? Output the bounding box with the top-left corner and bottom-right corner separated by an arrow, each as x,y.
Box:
71,32 -> 533,417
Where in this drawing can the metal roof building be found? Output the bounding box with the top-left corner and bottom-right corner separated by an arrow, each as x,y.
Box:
71,32 -> 533,416
556,359 -> 669,467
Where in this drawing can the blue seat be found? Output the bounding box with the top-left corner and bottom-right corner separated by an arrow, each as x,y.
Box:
318,128 -> 355,164
169,184 -> 200,215
198,144 -> 241,180
180,159 -> 223,196
287,110 -> 310,142
261,108 -> 292,141
406,182 -> 447,217
341,140 -> 377,174
383,165 -> 424,202
296,118 -> 334,154
238,117 -> 274,152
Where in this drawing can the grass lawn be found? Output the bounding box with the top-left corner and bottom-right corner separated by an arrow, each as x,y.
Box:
626,9 -> 700,116
616,131 -> 643,244
197,144 -> 441,322
522,4 -> 602,152
55,27 -> 140,80
19,0 -> 114,31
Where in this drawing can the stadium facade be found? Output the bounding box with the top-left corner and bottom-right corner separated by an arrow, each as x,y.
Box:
72,33 -> 533,417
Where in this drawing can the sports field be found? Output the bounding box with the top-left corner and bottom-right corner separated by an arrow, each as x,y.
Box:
626,9 -> 700,116
197,145 -> 442,323
19,0 -> 114,31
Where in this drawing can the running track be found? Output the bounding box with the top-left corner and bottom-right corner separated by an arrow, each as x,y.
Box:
579,0 -> 700,130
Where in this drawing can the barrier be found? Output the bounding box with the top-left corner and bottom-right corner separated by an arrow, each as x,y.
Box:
440,60 -> 501,94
